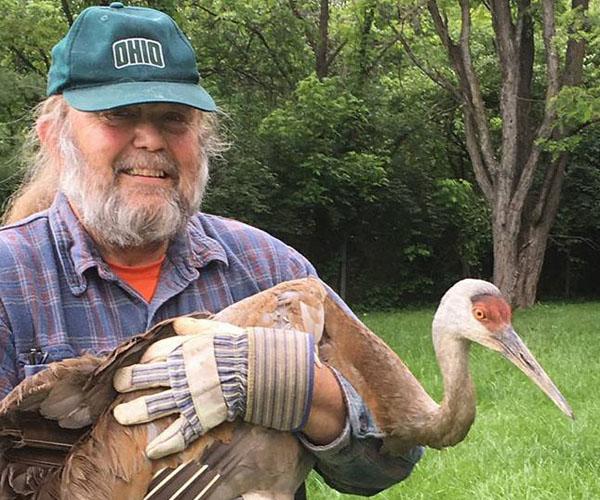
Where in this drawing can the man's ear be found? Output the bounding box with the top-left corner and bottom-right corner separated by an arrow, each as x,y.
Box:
36,116 -> 52,146
36,113 -> 65,170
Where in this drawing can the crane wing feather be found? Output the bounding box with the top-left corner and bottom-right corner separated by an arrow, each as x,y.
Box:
0,278 -> 412,498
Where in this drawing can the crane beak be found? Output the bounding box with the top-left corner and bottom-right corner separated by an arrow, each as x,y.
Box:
486,326 -> 574,419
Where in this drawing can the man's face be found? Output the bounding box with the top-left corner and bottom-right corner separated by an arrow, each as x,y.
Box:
59,103 -> 208,248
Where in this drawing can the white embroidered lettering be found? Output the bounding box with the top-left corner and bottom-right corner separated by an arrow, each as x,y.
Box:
112,38 -> 165,69
147,41 -> 163,66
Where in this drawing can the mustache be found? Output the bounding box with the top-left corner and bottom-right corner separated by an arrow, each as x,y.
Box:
113,152 -> 180,180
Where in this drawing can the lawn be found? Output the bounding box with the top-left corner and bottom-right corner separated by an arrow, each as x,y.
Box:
307,301 -> 600,499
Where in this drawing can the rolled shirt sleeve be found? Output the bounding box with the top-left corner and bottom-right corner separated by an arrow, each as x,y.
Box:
298,370 -> 424,496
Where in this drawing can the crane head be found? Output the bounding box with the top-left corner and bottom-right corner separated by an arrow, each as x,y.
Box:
433,279 -> 574,419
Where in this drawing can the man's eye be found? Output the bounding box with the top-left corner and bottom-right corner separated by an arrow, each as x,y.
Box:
163,113 -> 188,123
102,110 -> 137,121
161,113 -> 194,133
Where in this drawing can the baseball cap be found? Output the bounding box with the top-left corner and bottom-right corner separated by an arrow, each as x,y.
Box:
47,2 -> 216,112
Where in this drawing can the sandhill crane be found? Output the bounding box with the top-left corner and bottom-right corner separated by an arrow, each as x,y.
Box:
0,278 -> 572,498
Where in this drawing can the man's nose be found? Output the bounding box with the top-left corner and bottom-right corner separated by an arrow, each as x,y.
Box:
132,121 -> 166,151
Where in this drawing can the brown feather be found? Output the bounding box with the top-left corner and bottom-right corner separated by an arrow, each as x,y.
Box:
320,294 -> 437,448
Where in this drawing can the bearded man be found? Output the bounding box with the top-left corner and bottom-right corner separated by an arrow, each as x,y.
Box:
0,3 -> 422,496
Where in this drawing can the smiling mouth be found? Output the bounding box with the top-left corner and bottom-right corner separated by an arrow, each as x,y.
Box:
122,168 -> 168,179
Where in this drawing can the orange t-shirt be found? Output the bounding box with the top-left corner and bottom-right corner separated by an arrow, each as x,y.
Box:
107,256 -> 166,302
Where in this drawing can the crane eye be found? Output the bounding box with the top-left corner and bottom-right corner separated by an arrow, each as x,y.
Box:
473,308 -> 486,320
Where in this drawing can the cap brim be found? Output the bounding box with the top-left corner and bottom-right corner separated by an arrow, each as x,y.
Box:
63,81 -> 217,112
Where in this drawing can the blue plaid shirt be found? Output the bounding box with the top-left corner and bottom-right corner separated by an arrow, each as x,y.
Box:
0,193 -> 422,495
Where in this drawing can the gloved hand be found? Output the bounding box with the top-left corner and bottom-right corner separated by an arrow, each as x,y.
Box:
112,318 -> 315,459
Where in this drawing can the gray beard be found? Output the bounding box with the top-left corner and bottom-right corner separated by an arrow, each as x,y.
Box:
58,135 -> 207,249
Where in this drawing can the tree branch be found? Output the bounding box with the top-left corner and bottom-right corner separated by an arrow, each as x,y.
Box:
529,0 -> 589,222
541,0 -> 561,99
463,111 -> 494,202
325,40 -> 347,69
191,1 -> 295,90
9,46 -> 44,75
427,1 -> 452,51
398,36 -> 460,101
457,0 -> 498,177
562,0 -> 589,88
565,117 -> 600,137
487,0 -> 523,212
247,27 -> 295,89
514,0 -> 534,178
488,0 -> 516,70
38,48 -> 51,72
287,0 -> 317,51
513,0 -> 588,215
315,0 -> 330,78
61,0 -> 74,27
366,33 -> 402,75
427,0 -> 498,195
531,153 -> 568,226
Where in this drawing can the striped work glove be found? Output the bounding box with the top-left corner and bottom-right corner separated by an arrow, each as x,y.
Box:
112,318 -> 315,459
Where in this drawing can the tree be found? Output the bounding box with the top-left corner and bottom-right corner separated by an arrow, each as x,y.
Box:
5,0 -> 599,306
398,0 -> 595,307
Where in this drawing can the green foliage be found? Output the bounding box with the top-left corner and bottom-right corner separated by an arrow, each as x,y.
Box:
554,86 -> 600,130
0,0 -> 65,197
203,156 -> 278,228
0,0 -> 67,78
0,0 -> 597,305
0,68 -> 45,150
258,75 -> 388,233
178,0 -> 312,106
432,179 -> 491,272
543,126 -> 600,298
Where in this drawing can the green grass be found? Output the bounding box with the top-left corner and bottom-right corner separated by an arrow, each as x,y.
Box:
306,301 -> 600,499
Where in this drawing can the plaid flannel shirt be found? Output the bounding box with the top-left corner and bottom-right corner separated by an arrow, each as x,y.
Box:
0,193 -> 422,495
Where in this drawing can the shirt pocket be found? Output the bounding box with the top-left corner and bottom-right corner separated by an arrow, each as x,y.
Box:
17,344 -> 77,379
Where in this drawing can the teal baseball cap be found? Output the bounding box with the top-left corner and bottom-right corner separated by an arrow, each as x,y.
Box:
47,2 -> 216,112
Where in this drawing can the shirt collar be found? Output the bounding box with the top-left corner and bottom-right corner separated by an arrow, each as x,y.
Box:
49,193 -> 228,295
165,213 -> 229,281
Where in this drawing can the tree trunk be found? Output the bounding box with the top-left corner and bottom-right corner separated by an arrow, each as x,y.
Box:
60,0 -> 74,26
316,0 -> 330,79
339,236 -> 348,301
423,0 -> 589,307
493,214 -> 552,308
288,0 -> 344,80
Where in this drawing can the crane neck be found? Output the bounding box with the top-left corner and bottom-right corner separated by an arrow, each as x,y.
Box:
422,335 -> 476,448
